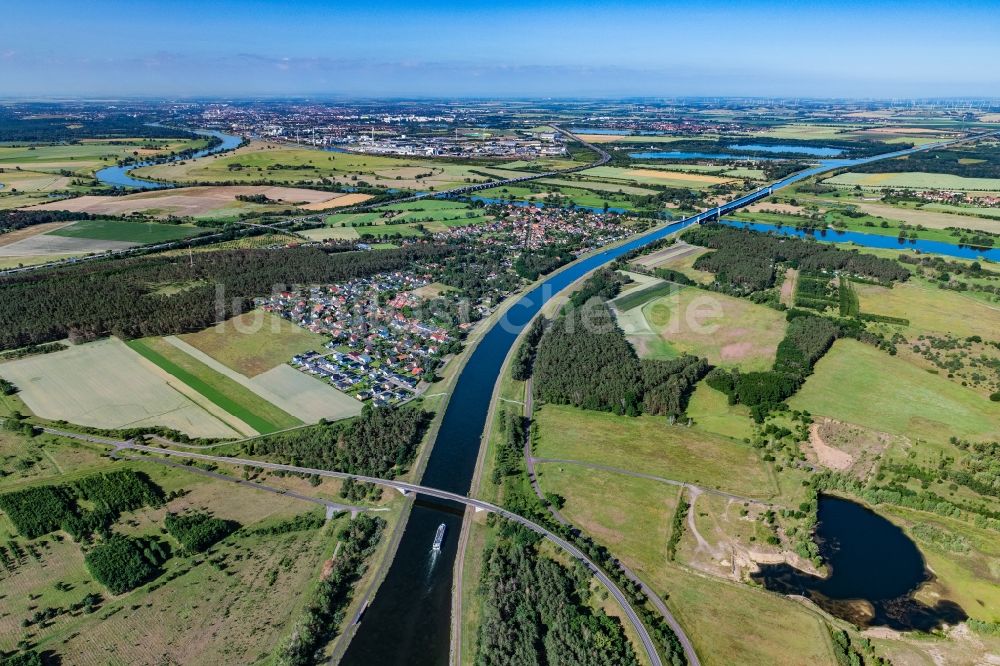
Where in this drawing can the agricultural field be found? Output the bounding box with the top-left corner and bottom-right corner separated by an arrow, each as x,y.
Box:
0,337 -> 244,438
131,141 -> 524,191
179,311 -> 328,377
844,200 -> 1000,232
613,282 -> 788,372
126,337 -> 306,434
163,332 -> 362,427
854,279 -> 1000,339
756,124 -> 862,140
824,171 -> 1000,191
789,339 -> 1000,444
533,404 -> 777,499
0,138 -> 211,208
26,185 -> 365,219
49,218 -> 204,243
322,199 -> 492,238
580,165 -> 737,189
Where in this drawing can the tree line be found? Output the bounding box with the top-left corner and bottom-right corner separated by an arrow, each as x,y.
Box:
706,312 -> 842,421
686,223 -> 909,295
0,244 -> 456,350
245,404 -> 427,479
276,515 -> 385,666
475,523 -> 640,666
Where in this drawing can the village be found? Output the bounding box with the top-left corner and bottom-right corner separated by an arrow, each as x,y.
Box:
258,271 -> 469,406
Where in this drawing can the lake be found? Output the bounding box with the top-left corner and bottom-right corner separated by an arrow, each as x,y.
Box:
729,143 -> 843,157
720,219 -> 1000,261
753,496 -> 966,630
94,129 -> 242,189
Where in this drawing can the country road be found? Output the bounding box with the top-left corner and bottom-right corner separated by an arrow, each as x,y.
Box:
34,426 -> 665,666
0,125 -> 609,278
522,378 -> 702,666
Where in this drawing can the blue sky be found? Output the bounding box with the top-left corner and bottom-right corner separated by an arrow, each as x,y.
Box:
2,0 -> 999,98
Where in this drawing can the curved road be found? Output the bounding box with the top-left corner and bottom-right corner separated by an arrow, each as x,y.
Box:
522,378 -> 702,665
59,435 -> 666,666
0,125 -> 609,278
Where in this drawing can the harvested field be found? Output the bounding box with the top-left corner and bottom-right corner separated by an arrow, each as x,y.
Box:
848,201 -> 1000,232
179,311 -> 327,377
0,337 -> 242,437
630,241 -> 703,269
299,192 -> 373,210
582,166 -> 735,188
0,221 -> 73,247
164,336 -> 360,423
825,171 -> 1000,191
0,234 -> 136,256
27,185 -> 348,218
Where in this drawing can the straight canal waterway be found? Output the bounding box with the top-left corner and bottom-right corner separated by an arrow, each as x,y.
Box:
341,136 -> 976,664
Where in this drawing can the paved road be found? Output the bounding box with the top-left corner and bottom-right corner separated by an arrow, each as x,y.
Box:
47,434 -> 664,666
111,449 -> 371,515
0,125 -> 611,278
530,457 -> 775,507
521,379 -> 701,666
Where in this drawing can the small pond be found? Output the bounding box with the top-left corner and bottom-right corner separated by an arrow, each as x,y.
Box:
753,496 -> 966,630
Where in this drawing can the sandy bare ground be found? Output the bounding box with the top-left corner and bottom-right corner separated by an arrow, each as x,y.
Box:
851,201 -> 1000,232
808,422 -> 854,471
779,268 -> 798,307
0,221 -> 73,248
299,192 -> 373,210
0,234 -> 137,256
631,241 -> 701,269
26,185 -> 345,218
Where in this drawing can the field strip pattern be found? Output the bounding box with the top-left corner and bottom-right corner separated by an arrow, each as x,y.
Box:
126,338 -> 294,434
163,336 -> 362,422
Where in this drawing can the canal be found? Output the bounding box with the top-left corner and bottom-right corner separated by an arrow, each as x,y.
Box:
340,136 -> 977,665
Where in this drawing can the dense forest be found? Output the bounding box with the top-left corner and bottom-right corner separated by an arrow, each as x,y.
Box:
686,224 -> 909,294
84,534 -> 169,595
0,469 -> 163,540
277,515 -> 385,666
475,525 -> 640,666
0,244 -> 455,350
164,512 -> 239,553
533,274 -> 707,417
245,404 -> 427,479
849,144 -> 1000,179
0,109 -> 196,142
